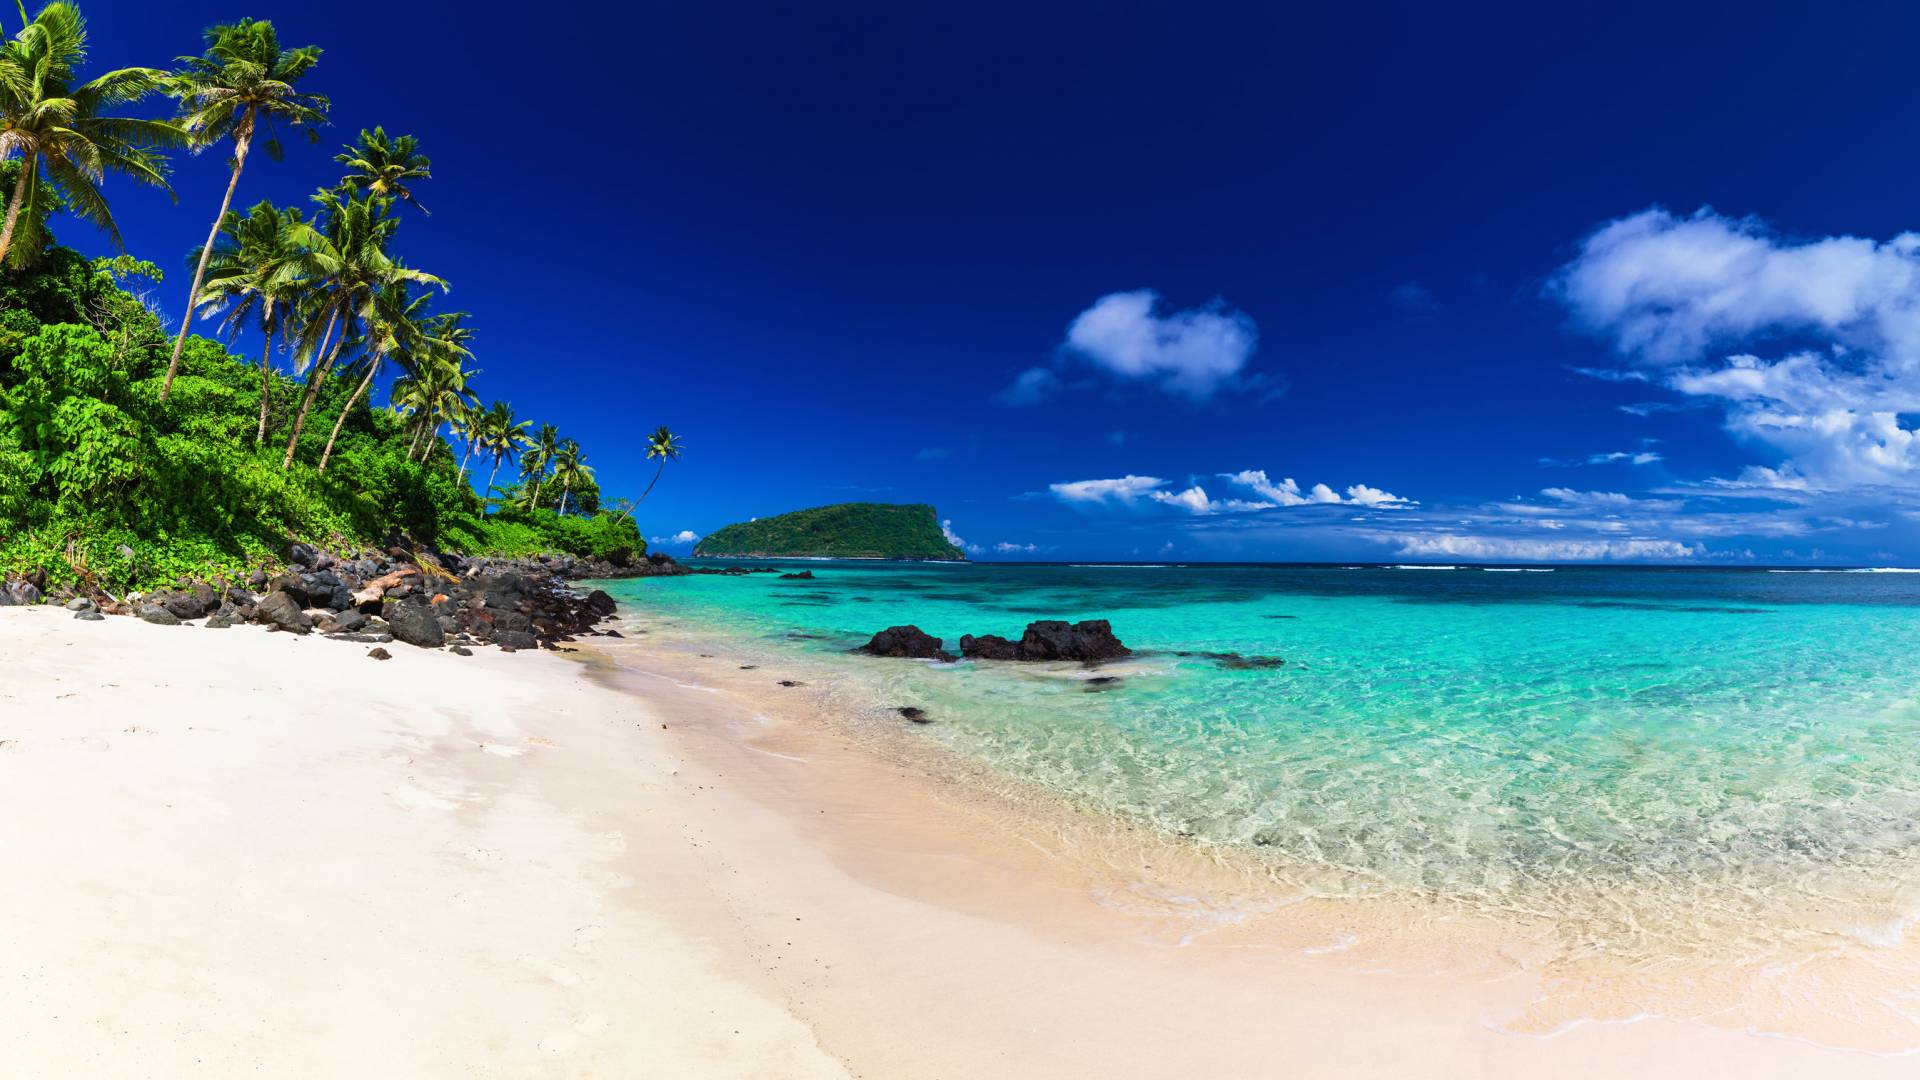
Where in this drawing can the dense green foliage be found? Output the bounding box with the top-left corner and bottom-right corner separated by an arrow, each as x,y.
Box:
695,503 -> 965,561
0,250 -> 645,588
0,7 -> 670,591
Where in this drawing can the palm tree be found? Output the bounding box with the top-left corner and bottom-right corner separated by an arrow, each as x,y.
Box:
474,400 -> 531,507
391,353 -> 476,462
335,126 -> 428,213
0,1 -> 178,267
315,280 -> 436,473
523,421 -> 560,508
280,189 -> 443,469
195,199 -> 303,442
639,425 -> 683,502
161,18 -> 327,401
550,440 -> 593,515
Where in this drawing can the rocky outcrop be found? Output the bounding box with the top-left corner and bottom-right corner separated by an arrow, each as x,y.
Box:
958,634 -> 1019,660
855,625 -> 954,661
953,620 -> 1132,663
779,570 -> 815,580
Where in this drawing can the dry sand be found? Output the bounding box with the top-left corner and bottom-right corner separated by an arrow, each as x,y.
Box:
1,604 -> 1915,1078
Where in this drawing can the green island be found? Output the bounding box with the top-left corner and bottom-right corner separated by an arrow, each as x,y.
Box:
694,503 -> 966,561
0,7 -> 685,590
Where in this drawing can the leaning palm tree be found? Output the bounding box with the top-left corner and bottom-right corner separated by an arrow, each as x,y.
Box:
0,1 -> 179,267
195,199 -> 304,442
550,440 -> 593,515
160,18 -> 327,400
475,400 -> 531,508
280,189 -> 443,468
638,425 -> 684,502
314,280 -> 438,473
334,126 -> 429,213
392,353 -> 476,462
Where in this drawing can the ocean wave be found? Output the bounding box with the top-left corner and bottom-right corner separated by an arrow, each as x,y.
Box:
1767,568 -> 1920,574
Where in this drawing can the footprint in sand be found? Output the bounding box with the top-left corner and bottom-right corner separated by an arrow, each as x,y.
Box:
573,925 -> 605,955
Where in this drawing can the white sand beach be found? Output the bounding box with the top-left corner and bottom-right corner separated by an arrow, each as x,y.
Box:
2,604 -> 1915,1078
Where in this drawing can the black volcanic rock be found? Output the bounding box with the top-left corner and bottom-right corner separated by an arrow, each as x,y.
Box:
1015,620 -> 1130,662
855,625 -> 954,662
958,634 -> 1019,660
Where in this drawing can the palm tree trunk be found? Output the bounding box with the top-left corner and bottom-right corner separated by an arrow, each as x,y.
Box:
282,309 -> 345,470
163,116 -> 254,402
559,478 -> 572,517
487,457 -> 503,511
458,441 -> 474,480
638,459 -> 667,502
0,150 -> 37,265
255,321 -> 274,445
318,360 -> 381,473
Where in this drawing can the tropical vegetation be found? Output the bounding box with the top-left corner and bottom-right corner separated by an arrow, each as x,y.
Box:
0,3 -> 681,590
694,503 -> 966,561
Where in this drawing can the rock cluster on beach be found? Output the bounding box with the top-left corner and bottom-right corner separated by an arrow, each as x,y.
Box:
0,539 -> 669,656
856,619 -> 1133,664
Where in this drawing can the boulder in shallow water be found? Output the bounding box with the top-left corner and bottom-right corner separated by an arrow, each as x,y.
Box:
1015,620 -> 1130,663
958,634 -> 1019,661
855,625 -> 954,662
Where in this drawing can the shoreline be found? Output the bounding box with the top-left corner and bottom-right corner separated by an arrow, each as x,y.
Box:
5,603 -> 1919,1076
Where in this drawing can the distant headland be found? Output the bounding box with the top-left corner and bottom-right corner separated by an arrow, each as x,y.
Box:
693,502 -> 967,561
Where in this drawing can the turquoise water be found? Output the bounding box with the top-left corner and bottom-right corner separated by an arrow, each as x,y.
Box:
601,562 -> 1920,954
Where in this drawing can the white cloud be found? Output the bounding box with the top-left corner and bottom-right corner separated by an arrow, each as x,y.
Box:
1540,450 -> 1663,467
1553,207 -> 1920,493
650,530 -> 700,545
940,518 -> 971,552
1149,485 -> 1217,514
1049,289 -> 1260,401
1049,470 -> 1412,515
993,541 -> 1040,553
1394,535 -> 1702,561
1049,475 -> 1167,504
1221,469 -> 1412,508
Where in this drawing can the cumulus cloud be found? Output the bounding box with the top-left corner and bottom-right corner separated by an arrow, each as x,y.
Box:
1006,289 -> 1261,403
940,518 -> 972,552
1393,535 -> 1702,561
1220,469 -> 1413,508
650,530 -> 700,545
1048,471 -> 1411,515
993,541 -> 1040,553
1049,475 -> 1168,504
1553,207 -> 1920,493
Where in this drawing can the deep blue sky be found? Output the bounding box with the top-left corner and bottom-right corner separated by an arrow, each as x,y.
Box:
50,1 -> 1920,562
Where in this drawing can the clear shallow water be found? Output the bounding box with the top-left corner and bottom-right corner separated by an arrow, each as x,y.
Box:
601,562 -> 1920,958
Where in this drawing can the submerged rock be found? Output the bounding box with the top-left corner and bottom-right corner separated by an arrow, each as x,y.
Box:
897,706 -> 932,724
855,625 -> 954,662
779,570 -> 815,580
